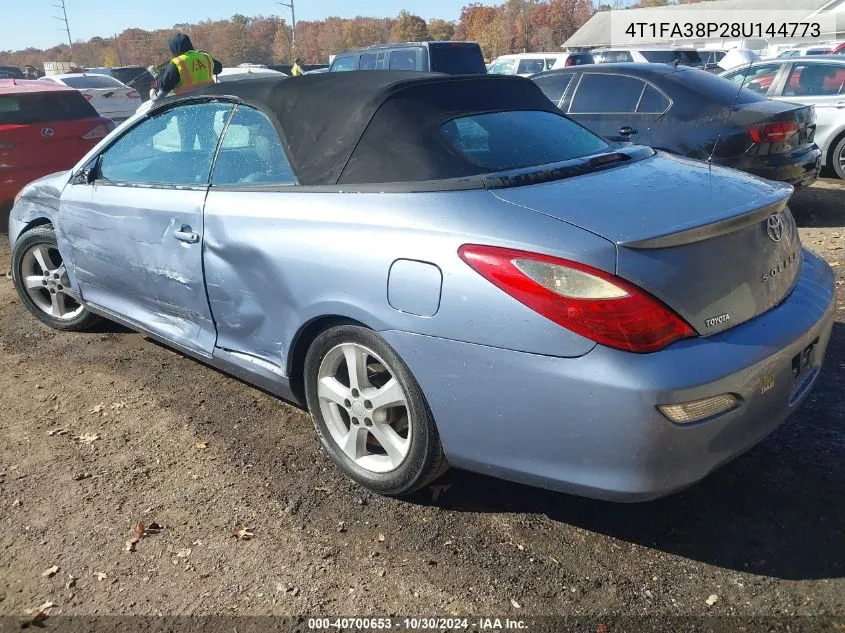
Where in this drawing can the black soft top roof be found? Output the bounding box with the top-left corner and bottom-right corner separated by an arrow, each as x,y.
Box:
156,71 -> 561,186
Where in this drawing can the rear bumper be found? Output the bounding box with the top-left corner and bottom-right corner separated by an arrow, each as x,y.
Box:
382,249 -> 835,502
722,145 -> 821,188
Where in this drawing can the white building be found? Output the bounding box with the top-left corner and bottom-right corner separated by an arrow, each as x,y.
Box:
563,0 -> 845,54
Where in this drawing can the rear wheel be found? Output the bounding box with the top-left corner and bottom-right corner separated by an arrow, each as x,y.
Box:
304,325 -> 448,496
11,225 -> 101,331
831,135 -> 845,180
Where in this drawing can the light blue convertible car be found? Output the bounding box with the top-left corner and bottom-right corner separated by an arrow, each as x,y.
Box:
8,72 -> 835,500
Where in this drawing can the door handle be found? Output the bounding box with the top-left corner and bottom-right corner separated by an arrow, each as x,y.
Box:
618,126 -> 638,137
174,225 -> 200,244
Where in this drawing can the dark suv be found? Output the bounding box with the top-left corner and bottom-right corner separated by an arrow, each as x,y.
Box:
329,41 -> 486,75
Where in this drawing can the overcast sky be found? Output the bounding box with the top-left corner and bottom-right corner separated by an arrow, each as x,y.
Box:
1,0 -> 468,51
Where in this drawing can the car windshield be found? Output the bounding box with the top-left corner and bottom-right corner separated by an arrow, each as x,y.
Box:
428,43 -> 486,74
440,110 -> 610,172
61,74 -> 124,89
0,91 -> 97,124
640,50 -> 703,65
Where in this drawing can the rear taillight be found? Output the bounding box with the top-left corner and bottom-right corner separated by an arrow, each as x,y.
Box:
565,57 -> 575,66
126,90 -> 139,99
748,121 -> 799,144
81,121 -> 114,140
82,93 -> 94,101
458,245 -> 695,353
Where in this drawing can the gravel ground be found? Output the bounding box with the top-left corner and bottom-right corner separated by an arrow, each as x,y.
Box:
0,180 -> 843,629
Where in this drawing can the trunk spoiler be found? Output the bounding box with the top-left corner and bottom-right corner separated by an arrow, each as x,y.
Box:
624,197 -> 788,249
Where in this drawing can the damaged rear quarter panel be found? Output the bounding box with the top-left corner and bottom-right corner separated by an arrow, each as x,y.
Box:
201,188 -> 615,373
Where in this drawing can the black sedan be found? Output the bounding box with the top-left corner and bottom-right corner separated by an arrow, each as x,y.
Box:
531,63 -> 821,187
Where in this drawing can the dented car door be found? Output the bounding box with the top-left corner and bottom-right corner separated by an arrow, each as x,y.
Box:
59,101 -> 234,356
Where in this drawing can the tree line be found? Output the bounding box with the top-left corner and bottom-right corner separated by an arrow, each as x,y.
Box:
0,0 -> 703,70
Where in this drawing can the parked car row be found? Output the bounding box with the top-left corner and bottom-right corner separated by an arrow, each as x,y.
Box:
531,63 -> 823,187
6,71 -> 835,503
0,78 -> 115,231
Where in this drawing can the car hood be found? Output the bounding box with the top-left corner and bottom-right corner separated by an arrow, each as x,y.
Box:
17,170 -> 70,209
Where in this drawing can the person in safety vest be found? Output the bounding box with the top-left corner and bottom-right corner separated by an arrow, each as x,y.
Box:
155,33 -> 222,98
291,58 -> 304,77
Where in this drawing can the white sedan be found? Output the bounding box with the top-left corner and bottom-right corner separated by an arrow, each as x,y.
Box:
40,73 -> 141,122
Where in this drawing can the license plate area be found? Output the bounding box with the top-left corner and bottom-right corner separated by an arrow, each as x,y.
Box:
791,337 -> 819,390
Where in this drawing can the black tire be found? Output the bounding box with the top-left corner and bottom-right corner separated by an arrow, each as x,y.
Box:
11,225 -> 102,331
831,135 -> 845,180
304,324 -> 448,496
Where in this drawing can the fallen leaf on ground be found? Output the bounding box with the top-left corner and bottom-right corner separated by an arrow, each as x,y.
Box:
65,574 -> 77,589
516,544 -> 524,551
429,484 -> 452,501
233,524 -> 254,540
377,533 -> 385,542
47,428 -> 68,437
829,261 -> 840,266
90,403 -> 106,414
93,572 -> 108,581
12,499 -> 21,507
110,402 -> 126,410
705,594 -> 719,606
125,521 -> 146,552
41,565 -> 60,578
76,433 -> 99,444
22,601 -> 56,627
195,440 -> 209,450
175,548 -> 192,558
510,598 -> 521,609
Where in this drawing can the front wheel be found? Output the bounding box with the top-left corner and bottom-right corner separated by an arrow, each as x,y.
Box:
11,225 -> 101,331
831,135 -> 845,180
304,325 -> 448,496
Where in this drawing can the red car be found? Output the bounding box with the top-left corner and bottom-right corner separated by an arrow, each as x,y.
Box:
0,79 -> 114,232
830,42 -> 845,55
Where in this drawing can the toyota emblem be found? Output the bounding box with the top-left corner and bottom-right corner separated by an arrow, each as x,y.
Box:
766,214 -> 785,242
41,128 -> 54,138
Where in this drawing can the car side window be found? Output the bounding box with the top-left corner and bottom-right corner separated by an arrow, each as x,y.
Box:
637,85 -> 670,113
604,51 -> 633,63
389,49 -> 417,70
532,73 -> 574,107
517,59 -> 546,75
487,59 -> 516,75
331,56 -> 356,72
359,53 -> 382,70
570,74 -> 645,113
98,102 -> 232,186
725,64 -> 779,94
211,106 -> 296,186
784,63 -> 845,96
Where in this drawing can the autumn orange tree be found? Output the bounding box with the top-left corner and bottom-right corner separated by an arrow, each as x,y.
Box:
0,1 -> 596,69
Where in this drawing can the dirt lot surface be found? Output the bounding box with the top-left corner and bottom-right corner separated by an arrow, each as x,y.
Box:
0,180 -> 843,628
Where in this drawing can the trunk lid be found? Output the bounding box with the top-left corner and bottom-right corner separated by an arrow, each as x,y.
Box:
489,151 -> 801,336
713,99 -> 817,160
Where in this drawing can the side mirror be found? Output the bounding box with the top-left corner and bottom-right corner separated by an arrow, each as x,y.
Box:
73,161 -> 98,185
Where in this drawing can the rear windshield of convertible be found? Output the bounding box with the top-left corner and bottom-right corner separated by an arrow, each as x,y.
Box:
441,110 -> 610,171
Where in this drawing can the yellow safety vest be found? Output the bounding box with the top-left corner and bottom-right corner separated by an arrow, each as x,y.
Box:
171,50 -> 215,95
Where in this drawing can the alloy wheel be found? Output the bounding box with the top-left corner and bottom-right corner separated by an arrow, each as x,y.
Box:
316,343 -> 411,473
19,243 -> 84,321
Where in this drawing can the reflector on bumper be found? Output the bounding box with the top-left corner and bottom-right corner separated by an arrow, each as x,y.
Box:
658,394 -> 739,424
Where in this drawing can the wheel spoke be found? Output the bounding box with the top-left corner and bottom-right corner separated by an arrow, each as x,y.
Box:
24,275 -> 45,290
318,376 -> 351,408
368,423 -> 409,468
342,344 -> 371,392
31,245 -> 54,274
340,425 -> 367,461
367,378 -> 406,414
49,292 -> 68,318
